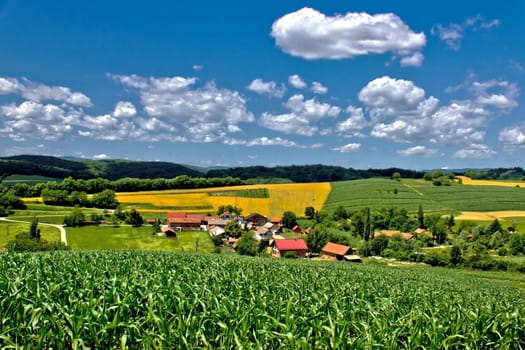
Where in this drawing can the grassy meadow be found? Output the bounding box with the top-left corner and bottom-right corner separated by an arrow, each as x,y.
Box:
66,225 -> 214,253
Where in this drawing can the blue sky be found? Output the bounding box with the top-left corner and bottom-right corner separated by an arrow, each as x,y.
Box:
0,0 -> 524,170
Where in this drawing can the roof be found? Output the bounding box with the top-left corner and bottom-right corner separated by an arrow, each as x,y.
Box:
322,242 -> 351,256
245,212 -> 268,221
168,217 -> 202,224
208,219 -> 230,226
274,239 -> 307,251
168,212 -> 187,219
270,217 -> 281,223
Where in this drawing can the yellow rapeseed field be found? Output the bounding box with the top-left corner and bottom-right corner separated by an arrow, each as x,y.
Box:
457,176 -> 525,187
117,183 -> 331,217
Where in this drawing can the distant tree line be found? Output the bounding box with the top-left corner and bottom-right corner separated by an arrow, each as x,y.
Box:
7,175 -> 245,198
464,167 -> 525,180
207,165 -> 426,183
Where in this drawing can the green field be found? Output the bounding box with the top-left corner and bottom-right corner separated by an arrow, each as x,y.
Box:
0,251 -> 523,348
66,225 -> 214,253
0,220 -> 61,248
324,178 -> 525,213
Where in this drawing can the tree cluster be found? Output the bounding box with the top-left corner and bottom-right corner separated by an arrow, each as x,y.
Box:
8,175 -> 245,198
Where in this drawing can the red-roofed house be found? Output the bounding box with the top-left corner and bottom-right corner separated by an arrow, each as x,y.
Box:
272,239 -> 307,258
322,242 -> 352,260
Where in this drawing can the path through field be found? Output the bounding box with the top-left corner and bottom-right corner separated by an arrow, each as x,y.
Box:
0,217 -> 67,246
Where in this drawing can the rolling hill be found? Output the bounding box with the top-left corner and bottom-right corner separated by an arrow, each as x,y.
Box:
0,155 -> 203,180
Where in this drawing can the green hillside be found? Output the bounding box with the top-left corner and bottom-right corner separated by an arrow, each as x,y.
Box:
0,155 -> 203,181
1,251 -> 523,348
324,178 -> 525,213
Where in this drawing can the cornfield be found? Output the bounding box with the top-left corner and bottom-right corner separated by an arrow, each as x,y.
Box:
117,183 -> 331,217
1,251 -> 523,349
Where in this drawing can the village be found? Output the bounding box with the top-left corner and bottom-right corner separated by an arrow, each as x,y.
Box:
155,211 -> 394,262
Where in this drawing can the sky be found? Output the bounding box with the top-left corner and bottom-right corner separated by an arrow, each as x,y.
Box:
0,0 -> 524,170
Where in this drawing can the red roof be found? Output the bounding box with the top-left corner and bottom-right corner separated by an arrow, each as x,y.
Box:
274,239 -> 307,251
168,212 -> 187,219
322,242 -> 351,256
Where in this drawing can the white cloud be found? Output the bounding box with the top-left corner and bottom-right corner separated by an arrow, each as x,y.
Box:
288,74 -> 307,89
246,136 -> 322,149
0,101 -> 81,141
192,65 -> 203,71
471,80 -> 518,110
453,144 -> 496,159
259,94 -> 341,136
113,101 -> 137,118
93,153 -> 110,160
332,143 -> 361,152
399,52 -> 424,67
0,76 -> 92,107
311,82 -> 328,94
397,145 -> 442,157
499,124 -> 525,149
109,73 -> 255,143
337,106 -> 366,136
271,7 -> 426,66
358,76 -> 436,119
0,77 -> 21,94
247,78 -> 286,98
432,15 -> 500,50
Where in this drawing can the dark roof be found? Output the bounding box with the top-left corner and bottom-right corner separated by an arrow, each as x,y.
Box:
274,239 -> 307,251
322,242 -> 351,256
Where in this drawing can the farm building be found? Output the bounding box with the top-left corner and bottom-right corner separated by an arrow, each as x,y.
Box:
245,212 -> 268,227
272,238 -> 307,258
292,225 -> 302,234
322,242 -> 352,260
167,212 -> 206,231
160,225 -> 176,238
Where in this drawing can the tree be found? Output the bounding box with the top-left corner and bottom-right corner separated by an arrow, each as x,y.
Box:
305,206 -> 315,219
363,207 -> 372,241
487,219 -> 502,235
236,232 -> 257,256
91,190 -> 119,209
224,220 -> 244,238
418,205 -> 425,229
423,172 -> 433,181
351,211 -> 365,238
450,245 -> 462,266
151,218 -> 161,235
63,207 -> 86,227
282,211 -> 297,229
125,208 -> 143,227
305,224 -> 328,253
392,172 -> 401,181
29,217 -> 41,239
333,206 -> 348,221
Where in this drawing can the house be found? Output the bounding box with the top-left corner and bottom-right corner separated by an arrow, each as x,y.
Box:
167,212 -> 204,231
272,238 -> 307,258
255,226 -> 273,240
245,212 -> 268,227
374,230 -> 413,240
322,242 -> 352,260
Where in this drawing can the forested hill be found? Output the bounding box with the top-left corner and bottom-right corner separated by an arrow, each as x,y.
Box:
206,165 -> 425,182
0,155 -> 203,180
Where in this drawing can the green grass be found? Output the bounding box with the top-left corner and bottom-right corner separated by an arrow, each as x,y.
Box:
0,221 -> 61,248
66,225 -> 214,253
324,178 -> 525,213
0,251 -> 523,348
